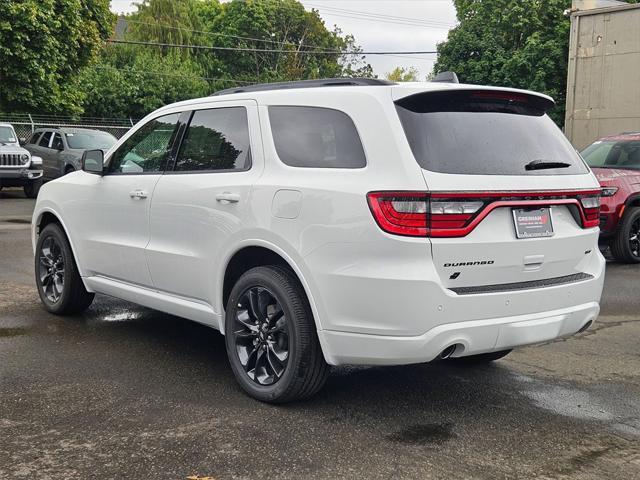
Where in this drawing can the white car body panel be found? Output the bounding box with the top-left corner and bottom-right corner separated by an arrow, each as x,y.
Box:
32,82 -> 606,366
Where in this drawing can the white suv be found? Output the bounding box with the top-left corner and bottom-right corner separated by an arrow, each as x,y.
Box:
32,77 -> 605,402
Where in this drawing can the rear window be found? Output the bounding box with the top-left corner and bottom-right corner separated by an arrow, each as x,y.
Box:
581,140 -> 640,170
396,90 -> 588,176
66,131 -> 117,150
269,106 -> 366,168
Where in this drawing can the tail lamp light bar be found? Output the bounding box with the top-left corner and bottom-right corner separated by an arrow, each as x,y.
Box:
367,190 -> 601,238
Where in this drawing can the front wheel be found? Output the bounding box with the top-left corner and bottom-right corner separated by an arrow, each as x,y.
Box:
224,266 -> 329,403
35,223 -> 94,314
24,179 -> 42,199
610,207 -> 640,263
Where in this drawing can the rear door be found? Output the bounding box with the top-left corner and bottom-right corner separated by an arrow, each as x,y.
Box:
394,89 -> 601,290
146,100 -> 261,316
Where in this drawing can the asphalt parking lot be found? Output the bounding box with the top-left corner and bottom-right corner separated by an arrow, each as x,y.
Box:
1,189 -> 639,479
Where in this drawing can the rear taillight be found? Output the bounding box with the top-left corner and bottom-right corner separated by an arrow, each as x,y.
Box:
579,195 -> 601,228
366,192 -> 428,236
367,190 -> 602,237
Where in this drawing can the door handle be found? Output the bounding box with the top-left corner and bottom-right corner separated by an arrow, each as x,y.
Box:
129,189 -> 148,199
216,192 -> 240,204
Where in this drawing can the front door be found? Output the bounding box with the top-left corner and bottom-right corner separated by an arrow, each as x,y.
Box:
74,112 -> 181,287
146,101 -> 262,315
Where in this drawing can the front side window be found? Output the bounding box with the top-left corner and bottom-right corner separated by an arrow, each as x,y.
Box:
268,106 -> 366,168
39,131 -> 52,148
108,114 -> 179,174
581,140 -> 640,170
175,107 -> 251,172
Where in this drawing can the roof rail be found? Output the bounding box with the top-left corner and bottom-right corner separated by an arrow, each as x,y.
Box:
431,71 -> 459,84
211,77 -> 396,96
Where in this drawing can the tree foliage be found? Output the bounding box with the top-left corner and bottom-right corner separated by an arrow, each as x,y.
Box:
0,0 -> 114,114
386,66 -> 419,82
434,0 -> 637,125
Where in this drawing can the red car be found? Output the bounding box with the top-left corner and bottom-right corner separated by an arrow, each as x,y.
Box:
581,132 -> 640,263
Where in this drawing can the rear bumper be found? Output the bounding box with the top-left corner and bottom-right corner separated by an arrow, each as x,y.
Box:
319,301 -> 600,366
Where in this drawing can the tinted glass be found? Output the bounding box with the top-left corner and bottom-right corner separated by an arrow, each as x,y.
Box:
108,114 -> 179,174
581,140 -> 640,170
39,131 -> 52,148
396,90 -> 588,175
269,106 -> 366,168
175,107 -> 251,172
66,131 -> 117,150
51,133 -> 64,150
29,132 -> 42,144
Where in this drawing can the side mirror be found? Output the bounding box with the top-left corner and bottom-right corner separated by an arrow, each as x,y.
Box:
82,149 -> 104,175
19,137 -> 27,146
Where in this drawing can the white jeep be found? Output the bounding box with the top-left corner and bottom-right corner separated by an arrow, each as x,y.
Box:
0,123 -> 43,198
32,76 -> 605,402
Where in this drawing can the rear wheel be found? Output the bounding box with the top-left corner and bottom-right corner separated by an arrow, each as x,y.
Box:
449,349 -> 512,364
35,223 -> 94,314
24,179 -> 42,199
225,266 -> 329,403
610,207 -> 640,264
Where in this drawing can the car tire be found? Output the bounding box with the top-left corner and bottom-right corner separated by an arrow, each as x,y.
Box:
610,206 -> 640,264
224,266 -> 329,403
448,349 -> 512,364
24,179 -> 42,199
35,223 -> 94,315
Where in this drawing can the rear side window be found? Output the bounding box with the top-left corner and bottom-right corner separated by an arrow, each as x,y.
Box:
175,107 -> 251,172
39,131 -> 52,148
396,90 -> 588,175
269,106 -> 366,168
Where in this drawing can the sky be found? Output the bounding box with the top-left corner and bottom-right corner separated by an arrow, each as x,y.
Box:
109,0 -> 457,79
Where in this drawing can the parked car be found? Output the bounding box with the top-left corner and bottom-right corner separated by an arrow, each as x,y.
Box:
24,127 -> 117,181
31,77 -> 605,402
0,122 -> 43,198
581,132 -> 640,263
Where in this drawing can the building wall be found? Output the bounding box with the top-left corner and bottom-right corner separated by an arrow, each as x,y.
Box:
565,4 -> 640,150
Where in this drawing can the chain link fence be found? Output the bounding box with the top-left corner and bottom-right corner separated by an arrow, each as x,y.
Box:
0,113 -> 136,141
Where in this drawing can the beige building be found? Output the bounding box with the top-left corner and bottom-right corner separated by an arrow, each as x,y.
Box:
564,1 -> 640,150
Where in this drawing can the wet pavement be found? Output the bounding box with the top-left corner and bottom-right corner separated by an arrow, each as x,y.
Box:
1,191 -> 639,479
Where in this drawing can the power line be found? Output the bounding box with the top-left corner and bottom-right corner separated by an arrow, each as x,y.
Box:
108,39 -> 437,55
305,2 -> 454,27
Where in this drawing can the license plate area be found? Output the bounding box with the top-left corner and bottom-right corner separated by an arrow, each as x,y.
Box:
512,207 -> 554,239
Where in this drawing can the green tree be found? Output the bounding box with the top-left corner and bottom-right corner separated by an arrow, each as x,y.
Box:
433,0 -> 637,125
386,66 -> 419,82
0,0 -> 114,114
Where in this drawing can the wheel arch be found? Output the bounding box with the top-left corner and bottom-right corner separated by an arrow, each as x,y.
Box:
220,241 -> 325,336
33,207 -> 89,281
625,194 -> 640,209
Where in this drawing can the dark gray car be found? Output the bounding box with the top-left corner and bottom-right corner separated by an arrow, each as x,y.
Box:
25,128 -> 117,180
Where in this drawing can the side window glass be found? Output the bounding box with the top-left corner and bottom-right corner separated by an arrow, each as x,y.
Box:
175,107 -> 251,172
39,131 -> 52,148
30,132 -> 42,144
108,113 -> 179,174
51,133 -> 64,151
268,106 -> 366,168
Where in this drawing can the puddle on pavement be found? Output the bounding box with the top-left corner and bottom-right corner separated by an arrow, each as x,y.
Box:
386,423 -> 455,445
0,327 -> 29,338
100,311 -> 142,322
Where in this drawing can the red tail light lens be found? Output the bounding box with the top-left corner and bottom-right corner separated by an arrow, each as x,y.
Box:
579,195 -> 601,228
367,192 -> 428,236
367,190 -> 602,237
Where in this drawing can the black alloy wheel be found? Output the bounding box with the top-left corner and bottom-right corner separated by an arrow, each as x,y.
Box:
611,207 -> 640,263
231,286 -> 290,386
38,236 -> 65,303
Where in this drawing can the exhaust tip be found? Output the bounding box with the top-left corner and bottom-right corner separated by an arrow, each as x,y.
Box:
439,344 -> 459,360
578,320 -> 593,334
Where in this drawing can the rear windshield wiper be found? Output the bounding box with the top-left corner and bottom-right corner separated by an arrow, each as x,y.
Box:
525,159 -> 572,171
